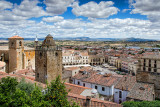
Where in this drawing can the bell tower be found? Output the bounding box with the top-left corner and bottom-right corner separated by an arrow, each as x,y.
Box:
8,35 -> 24,73
35,34 -> 62,84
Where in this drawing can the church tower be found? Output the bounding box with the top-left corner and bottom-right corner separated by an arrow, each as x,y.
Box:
34,36 -> 38,48
35,34 -> 62,84
8,35 -> 24,73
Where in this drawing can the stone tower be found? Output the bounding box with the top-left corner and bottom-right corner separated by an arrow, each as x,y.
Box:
8,35 -> 24,73
35,34 -> 62,84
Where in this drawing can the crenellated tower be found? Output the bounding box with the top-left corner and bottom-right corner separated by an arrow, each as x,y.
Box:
35,34 -> 62,83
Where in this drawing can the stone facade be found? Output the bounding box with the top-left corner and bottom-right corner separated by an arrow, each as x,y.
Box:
89,55 -> 105,66
35,34 -> 62,84
0,35 -> 35,73
8,36 -> 24,72
137,54 -> 160,98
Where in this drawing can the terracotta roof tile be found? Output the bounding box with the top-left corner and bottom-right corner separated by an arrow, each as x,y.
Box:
73,71 -> 122,87
65,83 -> 91,95
127,82 -> 154,101
68,93 -> 122,107
115,75 -> 136,91
8,35 -> 23,39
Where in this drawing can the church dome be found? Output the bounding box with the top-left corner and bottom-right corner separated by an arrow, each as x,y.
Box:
42,34 -> 56,46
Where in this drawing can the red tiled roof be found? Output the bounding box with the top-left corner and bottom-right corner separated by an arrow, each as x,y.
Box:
8,35 -> 23,39
65,83 -> 91,95
73,71 -> 121,87
115,75 -> 136,91
68,93 -> 122,107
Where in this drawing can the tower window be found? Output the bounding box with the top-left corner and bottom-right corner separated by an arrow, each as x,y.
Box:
11,42 -> 14,46
37,73 -> 39,78
55,52 -> 58,56
40,52 -> 42,58
19,41 -> 22,46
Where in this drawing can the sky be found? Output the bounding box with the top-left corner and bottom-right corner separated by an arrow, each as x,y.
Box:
0,0 -> 160,39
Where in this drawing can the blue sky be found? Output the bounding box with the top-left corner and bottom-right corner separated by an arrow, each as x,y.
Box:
0,0 -> 160,39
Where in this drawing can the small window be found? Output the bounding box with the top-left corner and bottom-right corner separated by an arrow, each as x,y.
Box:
11,42 -> 14,46
55,52 -> 58,56
102,87 -> 105,91
37,73 -> 39,78
119,99 -> 122,104
119,91 -> 122,98
78,81 -> 80,85
40,52 -> 42,58
83,83 -> 85,87
95,85 -> 97,89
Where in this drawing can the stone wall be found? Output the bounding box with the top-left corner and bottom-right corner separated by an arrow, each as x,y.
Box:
136,71 -> 160,98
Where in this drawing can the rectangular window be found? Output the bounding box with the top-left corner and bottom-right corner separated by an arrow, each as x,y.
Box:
143,67 -> 146,71
95,85 -> 97,89
78,81 -> 80,85
154,69 -> 157,72
148,68 -> 151,71
119,91 -> 122,98
83,83 -> 85,87
102,87 -> 105,91
37,73 -> 39,78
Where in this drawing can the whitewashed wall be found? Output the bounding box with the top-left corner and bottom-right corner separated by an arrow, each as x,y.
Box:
114,89 -> 128,104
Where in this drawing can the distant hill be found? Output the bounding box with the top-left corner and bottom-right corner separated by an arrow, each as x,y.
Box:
0,37 -> 157,42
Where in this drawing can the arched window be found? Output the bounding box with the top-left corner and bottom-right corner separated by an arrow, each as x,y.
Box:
19,41 -> 22,46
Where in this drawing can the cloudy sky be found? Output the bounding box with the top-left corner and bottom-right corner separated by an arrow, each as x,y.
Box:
0,0 -> 160,39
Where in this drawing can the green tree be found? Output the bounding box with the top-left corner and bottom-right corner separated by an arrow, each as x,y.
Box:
17,78 -> 35,95
44,76 -> 78,107
122,101 -> 160,107
0,76 -> 79,107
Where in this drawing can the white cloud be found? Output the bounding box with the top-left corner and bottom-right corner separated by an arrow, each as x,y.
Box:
130,0 -> 160,22
1,17 -> 159,39
44,0 -> 74,15
12,0 -> 47,18
0,0 -> 12,10
122,9 -> 131,13
72,1 -> 119,18
42,16 -> 64,22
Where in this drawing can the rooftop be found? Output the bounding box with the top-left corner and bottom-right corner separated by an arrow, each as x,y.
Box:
115,75 -> 136,91
127,82 -> 154,101
73,71 -> 122,87
141,54 -> 160,59
68,93 -> 122,107
8,35 -> 24,39
65,82 -> 91,95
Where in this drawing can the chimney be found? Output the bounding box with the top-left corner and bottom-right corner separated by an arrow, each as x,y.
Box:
86,96 -> 91,107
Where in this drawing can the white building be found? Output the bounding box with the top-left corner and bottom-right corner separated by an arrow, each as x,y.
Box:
108,56 -> 118,66
62,49 -> 89,66
114,76 -> 136,104
72,71 -> 122,101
